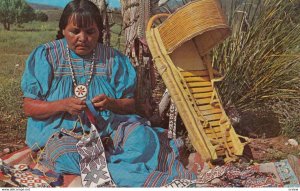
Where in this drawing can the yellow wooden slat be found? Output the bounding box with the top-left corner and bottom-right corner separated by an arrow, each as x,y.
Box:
196,98 -> 212,105
190,87 -> 213,93
209,126 -> 224,132
205,129 -> 231,138
203,125 -> 221,132
181,70 -> 209,77
184,76 -> 210,82
200,108 -> 222,115
203,125 -> 227,133
188,81 -> 212,88
193,92 -> 212,99
197,104 -> 215,111
207,133 -> 230,141
207,120 -> 220,127
203,113 -> 222,121
211,140 -> 233,149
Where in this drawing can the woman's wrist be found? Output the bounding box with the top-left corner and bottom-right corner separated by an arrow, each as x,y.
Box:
55,99 -> 67,113
107,98 -> 136,114
106,97 -> 116,111
24,98 -> 66,119
91,95 -> 135,114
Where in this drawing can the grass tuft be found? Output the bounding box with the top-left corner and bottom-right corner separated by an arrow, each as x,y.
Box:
214,0 -> 300,138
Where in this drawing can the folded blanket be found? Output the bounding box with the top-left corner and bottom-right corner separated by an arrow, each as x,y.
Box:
0,147 -> 81,187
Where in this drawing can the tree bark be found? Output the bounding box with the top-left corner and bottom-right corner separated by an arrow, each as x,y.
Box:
3,22 -> 10,30
89,0 -> 110,46
120,0 -> 156,118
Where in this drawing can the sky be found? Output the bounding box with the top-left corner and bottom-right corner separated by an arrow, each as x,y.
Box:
25,0 -> 120,8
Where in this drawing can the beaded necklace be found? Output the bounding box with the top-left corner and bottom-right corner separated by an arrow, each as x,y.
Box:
66,45 -> 95,100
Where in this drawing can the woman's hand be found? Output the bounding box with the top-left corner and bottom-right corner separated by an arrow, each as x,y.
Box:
91,94 -> 136,114
60,97 -> 87,115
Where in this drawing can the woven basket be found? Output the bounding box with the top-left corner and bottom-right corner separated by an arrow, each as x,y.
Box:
157,0 -> 230,55
146,0 -> 247,162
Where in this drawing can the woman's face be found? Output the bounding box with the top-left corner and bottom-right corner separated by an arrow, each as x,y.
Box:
63,17 -> 99,56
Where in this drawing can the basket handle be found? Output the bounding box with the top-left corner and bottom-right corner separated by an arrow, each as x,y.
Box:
146,13 -> 170,32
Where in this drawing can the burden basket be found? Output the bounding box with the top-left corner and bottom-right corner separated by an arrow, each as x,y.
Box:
146,0 -> 247,162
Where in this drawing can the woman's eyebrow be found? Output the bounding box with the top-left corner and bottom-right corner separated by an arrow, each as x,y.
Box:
72,24 -> 95,30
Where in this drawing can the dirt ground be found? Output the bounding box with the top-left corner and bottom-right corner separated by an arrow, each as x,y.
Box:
0,137 -> 26,158
248,136 -> 300,162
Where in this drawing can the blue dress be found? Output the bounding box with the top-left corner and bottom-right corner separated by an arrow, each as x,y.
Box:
21,38 -> 196,187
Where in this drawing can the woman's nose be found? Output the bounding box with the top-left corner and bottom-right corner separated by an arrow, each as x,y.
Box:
78,32 -> 87,42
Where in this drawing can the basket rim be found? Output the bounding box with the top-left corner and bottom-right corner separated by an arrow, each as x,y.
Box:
157,0 -> 231,54
166,25 -> 231,54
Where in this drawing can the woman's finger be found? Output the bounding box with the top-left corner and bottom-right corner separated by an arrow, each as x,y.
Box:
72,104 -> 87,111
93,100 -> 105,108
71,97 -> 86,105
64,97 -> 87,115
92,94 -> 107,103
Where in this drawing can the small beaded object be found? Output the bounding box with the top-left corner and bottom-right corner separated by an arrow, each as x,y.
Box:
66,45 -> 95,100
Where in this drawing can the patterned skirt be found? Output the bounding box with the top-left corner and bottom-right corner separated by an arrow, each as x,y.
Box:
40,114 -> 196,187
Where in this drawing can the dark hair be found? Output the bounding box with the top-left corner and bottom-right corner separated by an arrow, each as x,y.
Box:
56,0 -> 103,43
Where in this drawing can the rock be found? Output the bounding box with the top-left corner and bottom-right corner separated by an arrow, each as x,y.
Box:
285,142 -> 289,146
288,139 -> 298,147
3,148 -> 10,154
211,178 -> 221,184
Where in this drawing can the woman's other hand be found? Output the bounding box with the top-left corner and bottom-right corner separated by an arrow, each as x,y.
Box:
91,94 -> 136,114
92,94 -> 112,111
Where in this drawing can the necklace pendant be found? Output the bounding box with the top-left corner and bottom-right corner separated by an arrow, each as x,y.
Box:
74,84 -> 88,100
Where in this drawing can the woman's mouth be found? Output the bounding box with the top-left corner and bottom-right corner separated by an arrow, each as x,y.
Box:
76,44 -> 88,48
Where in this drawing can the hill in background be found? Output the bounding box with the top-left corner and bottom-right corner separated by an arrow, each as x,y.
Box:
28,2 -> 61,10
29,3 -> 63,22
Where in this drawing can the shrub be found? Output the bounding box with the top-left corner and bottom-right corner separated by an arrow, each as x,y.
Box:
213,0 -> 300,137
35,10 -> 48,22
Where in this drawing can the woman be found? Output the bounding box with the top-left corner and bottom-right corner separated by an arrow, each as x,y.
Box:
21,0 -> 196,187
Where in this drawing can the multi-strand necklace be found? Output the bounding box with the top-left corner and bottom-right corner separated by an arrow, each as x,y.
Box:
66,45 -> 95,100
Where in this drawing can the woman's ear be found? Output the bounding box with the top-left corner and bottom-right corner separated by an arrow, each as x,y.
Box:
62,30 -> 65,36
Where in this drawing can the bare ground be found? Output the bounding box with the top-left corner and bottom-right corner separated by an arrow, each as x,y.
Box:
249,136 -> 300,162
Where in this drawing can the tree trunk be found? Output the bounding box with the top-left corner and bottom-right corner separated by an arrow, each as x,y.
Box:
89,0 -> 110,46
120,0 -> 155,118
3,22 -> 10,30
